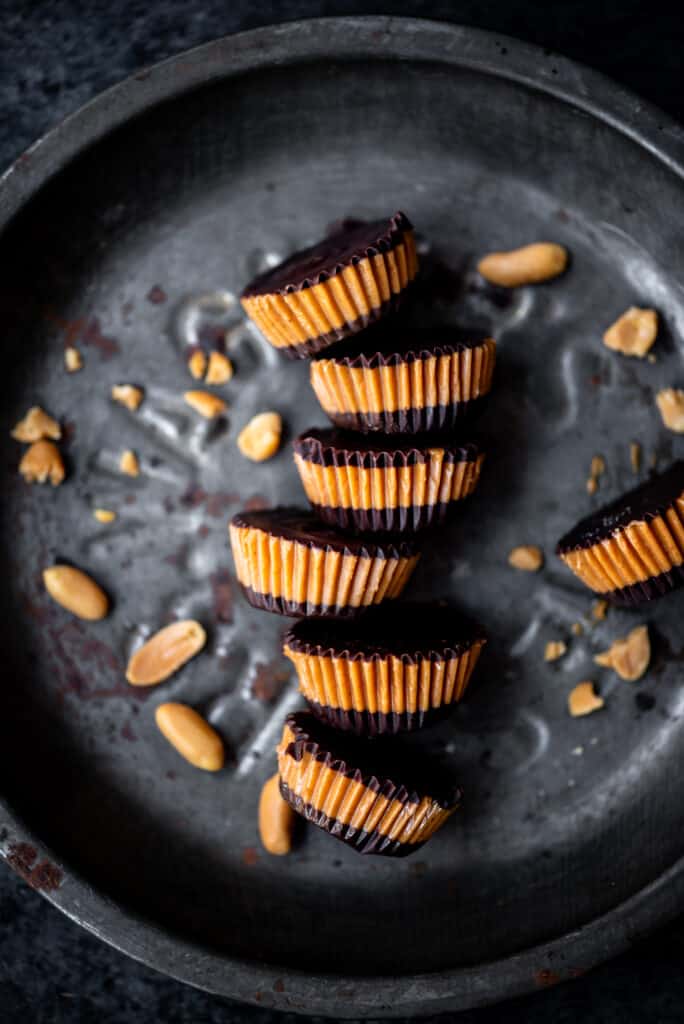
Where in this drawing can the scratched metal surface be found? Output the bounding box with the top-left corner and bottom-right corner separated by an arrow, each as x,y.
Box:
0,17 -> 684,1017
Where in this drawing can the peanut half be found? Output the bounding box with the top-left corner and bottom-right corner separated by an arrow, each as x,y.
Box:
594,624 -> 650,681
126,620 -> 206,686
93,508 -> 116,523
656,388 -> 684,433
258,773 -> 295,856
237,411 -> 282,462
184,390 -> 227,419
477,243 -> 568,287
119,449 -> 140,477
188,350 -> 207,380
508,545 -> 544,572
112,384 -> 144,411
205,351 -> 234,385
11,406 -> 61,442
568,681 -> 604,718
43,565 -> 109,620
544,640 -> 567,662
64,346 -> 83,372
603,307 -> 658,358
19,441 -> 65,486
155,702 -> 224,771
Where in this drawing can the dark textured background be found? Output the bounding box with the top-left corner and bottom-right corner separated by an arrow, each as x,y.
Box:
1,1 -> 684,1021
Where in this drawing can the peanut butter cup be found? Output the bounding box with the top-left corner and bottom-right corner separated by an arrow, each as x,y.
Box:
240,213 -> 417,358
310,326 -> 496,433
556,460 -> 684,605
293,428 -> 484,533
277,711 -> 461,856
229,507 -> 419,618
283,604 -> 486,735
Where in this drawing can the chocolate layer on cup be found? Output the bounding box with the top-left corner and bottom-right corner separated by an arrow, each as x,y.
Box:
277,711 -> 461,856
310,326 -> 496,433
556,460 -> 684,605
283,603 -> 486,735
229,507 -> 419,618
293,428 -> 484,534
240,213 -> 417,359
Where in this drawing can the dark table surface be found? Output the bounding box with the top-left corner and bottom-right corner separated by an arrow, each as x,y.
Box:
1,2 -> 684,1021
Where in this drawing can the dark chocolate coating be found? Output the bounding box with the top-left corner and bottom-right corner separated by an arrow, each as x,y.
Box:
284,602 -> 485,661
278,782 -> 419,856
607,564 -> 684,606
556,460 -> 684,553
305,700 -> 460,737
282,711 -> 462,809
326,396 -> 489,434
293,428 -> 481,467
313,322 -> 491,367
239,583 -> 396,619
310,500 -> 454,533
241,212 -> 411,297
279,781 -> 420,856
230,506 -> 418,559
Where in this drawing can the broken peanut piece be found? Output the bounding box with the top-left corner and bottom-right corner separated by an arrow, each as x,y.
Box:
477,242 -> 567,287
568,681 -> 604,717
656,388 -> 684,433
603,307 -> 658,357
592,599 -> 608,621
43,565 -> 109,621
586,476 -> 598,495
155,702 -> 224,772
259,773 -> 295,856
119,449 -> 140,477
64,346 -> 83,372
188,350 -> 207,380
11,405 -> 61,442
93,508 -> 116,524
237,411 -> 282,462
508,545 -> 544,572
544,640 -> 567,662
571,622 -> 584,637
630,442 -> 641,473
126,620 -> 206,686
112,384 -> 144,411
594,624 -> 650,681
184,390 -> 227,419
590,455 -> 605,477
19,441 -> 65,486
205,351 -> 234,385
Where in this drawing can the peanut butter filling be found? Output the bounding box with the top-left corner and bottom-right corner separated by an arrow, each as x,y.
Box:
241,232 -> 417,351
277,727 -> 454,845
294,451 -> 484,512
559,495 -> 684,593
311,337 -> 496,417
229,522 -> 419,611
284,641 -> 483,715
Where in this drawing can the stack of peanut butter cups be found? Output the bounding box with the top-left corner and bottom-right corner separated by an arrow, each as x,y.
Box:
232,212 -> 497,856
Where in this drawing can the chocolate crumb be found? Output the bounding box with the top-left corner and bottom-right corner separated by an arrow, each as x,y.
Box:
635,692 -> 656,711
146,285 -> 167,304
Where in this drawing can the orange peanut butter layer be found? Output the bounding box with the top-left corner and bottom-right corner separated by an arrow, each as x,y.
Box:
310,329 -> 496,433
283,605 -> 486,736
229,507 -> 419,618
293,428 -> 484,533
240,213 -> 417,358
556,460 -> 684,605
277,713 -> 460,856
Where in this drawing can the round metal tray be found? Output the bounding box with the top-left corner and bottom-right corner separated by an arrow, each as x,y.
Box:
1,17 -> 684,1017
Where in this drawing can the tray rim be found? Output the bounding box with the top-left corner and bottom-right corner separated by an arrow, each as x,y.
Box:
1,15 -> 684,1016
